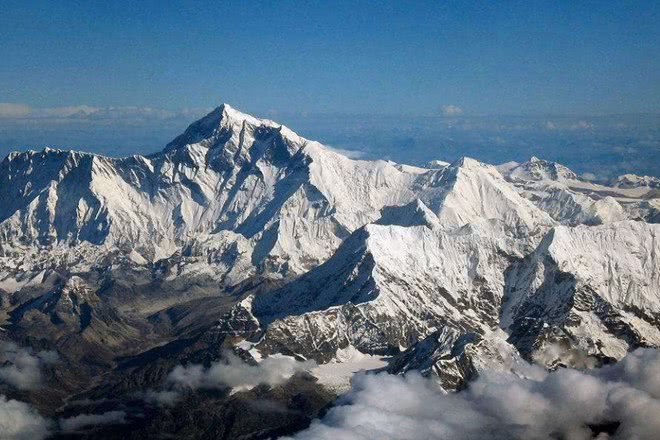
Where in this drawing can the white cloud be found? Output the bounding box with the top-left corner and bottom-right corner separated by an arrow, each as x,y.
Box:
572,120 -> 594,130
544,120 -> 558,130
0,342 -> 59,390
324,145 -> 366,159
0,395 -> 52,440
38,105 -> 100,118
168,351 -> 315,392
0,103 -> 99,119
441,104 -> 463,117
142,389 -> 181,407
287,348 -> 660,440
581,172 -> 599,181
543,119 -> 596,131
143,351 -> 316,407
59,411 -> 126,432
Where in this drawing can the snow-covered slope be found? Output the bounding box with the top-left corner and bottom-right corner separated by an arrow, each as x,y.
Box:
0,105 -> 557,282
503,221 -> 660,362
246,214 -> 660,367
501,156 -> 578,182
420,158 -> 555,237
0,105 -> 422,278
250,210 -> 518,361
498,158 -> 653,226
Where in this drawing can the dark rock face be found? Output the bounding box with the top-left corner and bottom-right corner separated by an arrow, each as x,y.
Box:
52,376 -> 334,440
386,328 -> 509,390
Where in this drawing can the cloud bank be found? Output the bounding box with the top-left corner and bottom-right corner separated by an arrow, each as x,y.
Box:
0,102 -> 211,121
288,348 -> 660,440
0,342 -> 59,390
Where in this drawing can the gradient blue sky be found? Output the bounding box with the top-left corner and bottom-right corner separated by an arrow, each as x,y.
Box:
1,0 -> 659,115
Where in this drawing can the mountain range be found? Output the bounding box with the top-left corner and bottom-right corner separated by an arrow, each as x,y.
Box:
1,104 -> 659,438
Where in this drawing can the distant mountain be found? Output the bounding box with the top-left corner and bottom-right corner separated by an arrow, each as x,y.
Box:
608,173 -> 660,189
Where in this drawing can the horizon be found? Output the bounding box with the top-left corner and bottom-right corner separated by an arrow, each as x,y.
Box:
1,101 -> 659,180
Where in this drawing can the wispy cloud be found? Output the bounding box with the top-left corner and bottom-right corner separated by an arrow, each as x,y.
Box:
543,119 -> 595,131
580,172 -> 599,181
0,103 -> 32,118
59,411 -> 127,433
324,145 -> 366,159
441,104 -> 463,117
144,351 -> 315,407
168,351 -> 315,391
0,342 -> 59,390
0,395 -> 52,440
142,389 -> 181,407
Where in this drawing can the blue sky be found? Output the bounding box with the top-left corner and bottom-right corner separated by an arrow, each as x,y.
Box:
0,1 -> 659,178
1,0 -> 659,115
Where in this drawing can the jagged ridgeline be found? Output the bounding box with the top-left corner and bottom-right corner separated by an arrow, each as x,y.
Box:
0,105 -> 659,437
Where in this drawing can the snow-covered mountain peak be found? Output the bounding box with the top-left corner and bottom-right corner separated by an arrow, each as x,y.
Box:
609,173 -> 660,189
425,159 -> 450,169
163,103 -> 304,154
3,146 -> 99,164
426,156 -> 555,234
503,156 -> 578,182
376,199 -> 440,229
451,156 -> 483,170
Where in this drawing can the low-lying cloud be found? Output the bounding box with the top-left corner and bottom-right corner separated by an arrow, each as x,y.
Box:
145,351 -> 315,406
0,395 -> 52,440
59,410 -> 127,432
288,348 -> 660,440
0,342 -> 59,390
142,389 -> 181,407
169,351 -> 315,391
0,395 -> 126,438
